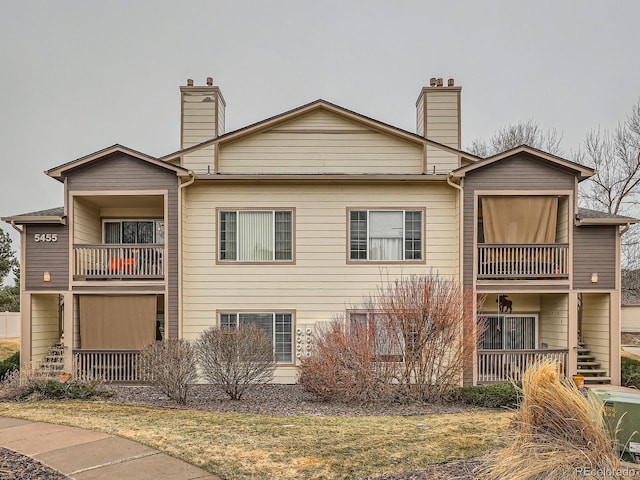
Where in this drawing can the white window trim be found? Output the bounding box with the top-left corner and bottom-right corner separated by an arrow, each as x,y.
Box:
348,209 -> 423,262
218,209 -> 294,263
218,311 -> 294,364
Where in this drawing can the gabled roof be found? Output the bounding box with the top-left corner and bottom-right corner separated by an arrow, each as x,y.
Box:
46,144 -> 192,182
576,207 -> 637,226
2,207 -> 66,225
450,145 -> 594,181
161,99 -> 481,163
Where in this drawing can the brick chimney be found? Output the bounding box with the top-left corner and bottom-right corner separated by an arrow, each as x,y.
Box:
180,77 -> 226,149
416,77 -> 461,149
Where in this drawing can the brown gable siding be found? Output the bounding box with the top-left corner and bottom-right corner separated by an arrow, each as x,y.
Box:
24,224 -> 69,291
462,153 -> 576,287
573,226 -> 616,289
66,153 -> 181,339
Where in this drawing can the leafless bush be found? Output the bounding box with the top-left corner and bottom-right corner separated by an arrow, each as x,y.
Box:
371,275 -> 477,402
195,325 -> 275,400
0,369 -> 22,400
298,317 -> 399,404
299,274 -> 478,404
140,338 -> 198,405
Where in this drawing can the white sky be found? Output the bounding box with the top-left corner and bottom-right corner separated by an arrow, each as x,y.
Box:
1,0 -> 640,248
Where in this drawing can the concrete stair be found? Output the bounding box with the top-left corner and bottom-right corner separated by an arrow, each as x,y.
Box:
577,343 -> 611,384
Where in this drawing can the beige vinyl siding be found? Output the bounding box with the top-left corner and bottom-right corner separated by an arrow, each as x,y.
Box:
425,92 -> 459,147
182,145 -> 216,174
426,145 -> 459,174
622,305 -> 640,333
539,294 -> 568,349
556,196 -> 570,243
217,110 -> 424,174
416,98 -> 425,136
31,294 -> 60,365
218,98 -> 225,136
181,92 -> 219,148
181,182 -> 459,380
73,198 -> 101,244
581,293 -> 611,375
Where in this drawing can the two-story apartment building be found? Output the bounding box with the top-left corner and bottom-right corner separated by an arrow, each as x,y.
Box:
3,76 -> 634,386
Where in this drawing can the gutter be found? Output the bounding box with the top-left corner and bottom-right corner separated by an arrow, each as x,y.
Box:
177,171 -> 196,339
9,221 -> 23,234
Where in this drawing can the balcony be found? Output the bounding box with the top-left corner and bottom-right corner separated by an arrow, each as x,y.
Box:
477,244 -> 568,280
73,350 -> 146,383
477,349 -> 568,384
73,244 -> 164,280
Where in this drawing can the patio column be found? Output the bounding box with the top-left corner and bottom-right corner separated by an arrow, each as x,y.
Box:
568,291 -> 579,377
610,290 -> 621,386
62,292 -> 73,374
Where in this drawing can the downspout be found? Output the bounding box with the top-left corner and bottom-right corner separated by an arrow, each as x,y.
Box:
177,170 -> 195,340
448,173 -> 473,384
10,221 -> 23,234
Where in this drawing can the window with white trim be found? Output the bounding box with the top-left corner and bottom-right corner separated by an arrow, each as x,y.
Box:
219,210 -> 293,262
349,210 -> 423,261
220,312 -> 293,363
349,312 -> 403,361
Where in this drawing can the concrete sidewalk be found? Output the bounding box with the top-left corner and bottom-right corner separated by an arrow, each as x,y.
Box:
0,417 -> 219,479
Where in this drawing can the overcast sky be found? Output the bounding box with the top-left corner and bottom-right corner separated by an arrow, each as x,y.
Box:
1,0 -> 639,248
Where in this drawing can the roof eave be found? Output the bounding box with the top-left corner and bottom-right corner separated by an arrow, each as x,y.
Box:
46,145 -> 191,180
1,215 -> 66,225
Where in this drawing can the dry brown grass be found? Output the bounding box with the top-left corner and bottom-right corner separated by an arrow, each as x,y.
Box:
479,361 -> 621,480
0,401 -> 512,480
0,338 -> 19,360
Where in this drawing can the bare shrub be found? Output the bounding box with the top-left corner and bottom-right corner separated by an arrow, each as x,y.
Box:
370,275 -> 477,402
298,317 -> 398,404
299,274 -> 479,404
0,369 -> 22,400
479,361 -> 620,480
140,338 -> 198,405
196,325 -> 275,400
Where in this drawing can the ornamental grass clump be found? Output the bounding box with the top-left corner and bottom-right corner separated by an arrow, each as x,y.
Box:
479,360 -> 621,480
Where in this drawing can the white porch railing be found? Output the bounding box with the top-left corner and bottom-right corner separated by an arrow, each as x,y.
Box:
477,349 -> 568,384
73,244 -> 164,280
73,350 -> 147,383
478,244 -> 569,279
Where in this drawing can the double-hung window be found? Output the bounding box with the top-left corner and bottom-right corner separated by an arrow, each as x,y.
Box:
349,311 -> 403,361
220,312 -> 293,363
219,210 -> 293,262
349,209 -> 423,261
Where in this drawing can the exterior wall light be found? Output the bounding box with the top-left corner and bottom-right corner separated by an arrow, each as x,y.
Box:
591,273 -> 599,283
43,271 -> 51,282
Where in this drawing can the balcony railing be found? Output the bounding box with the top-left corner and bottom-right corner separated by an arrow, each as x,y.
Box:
477,349 -> 568,384
73,244 -> 164,280
478,243 -> 569,279
73,350 -> 148,383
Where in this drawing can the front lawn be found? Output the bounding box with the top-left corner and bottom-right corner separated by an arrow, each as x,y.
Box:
0,401 -> 512,479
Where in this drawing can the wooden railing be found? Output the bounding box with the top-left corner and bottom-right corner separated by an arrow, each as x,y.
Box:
73,350 -> 147,383
478,243 -> 569,279
477,349 -> 568,384
73,244 -> 164,280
